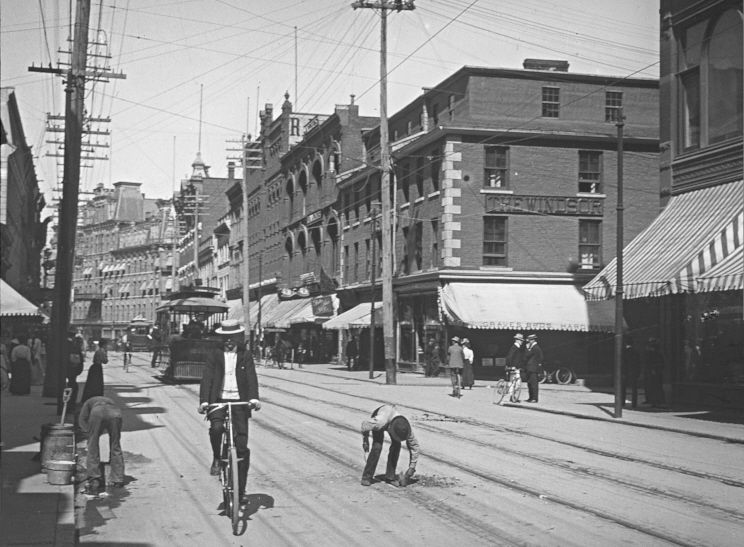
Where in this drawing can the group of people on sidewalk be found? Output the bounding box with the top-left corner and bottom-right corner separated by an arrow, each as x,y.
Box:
1,331 -> 46,395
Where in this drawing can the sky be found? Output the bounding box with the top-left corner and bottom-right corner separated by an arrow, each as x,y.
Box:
1,0 -> 659,210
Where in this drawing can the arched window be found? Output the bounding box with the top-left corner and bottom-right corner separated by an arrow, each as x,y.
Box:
327,218 -> 339,276
312,158 -> 323,188
298,168 -> 308,194
297,229 -> 307,256
285,236 -> 294,258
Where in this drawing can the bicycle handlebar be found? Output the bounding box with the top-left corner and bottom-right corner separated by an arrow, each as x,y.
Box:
206,401 -> 257,414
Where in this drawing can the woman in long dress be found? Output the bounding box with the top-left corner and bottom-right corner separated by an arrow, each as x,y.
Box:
461,338 -> 475,389
81,339 -> 108,403
9,337 -> 32,395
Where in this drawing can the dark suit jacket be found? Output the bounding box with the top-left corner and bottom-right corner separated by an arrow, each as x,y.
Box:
505,344 -> 524,368
199,346 -> 259,408
524,343 -> 544,372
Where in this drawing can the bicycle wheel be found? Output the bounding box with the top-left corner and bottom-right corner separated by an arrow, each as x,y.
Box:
537,367 -> 548,383
494,379 -> 508,404
512,380 -> 522,402
555,367 -> 574,385
230,446 -> 240,535
220,440 -> 232,519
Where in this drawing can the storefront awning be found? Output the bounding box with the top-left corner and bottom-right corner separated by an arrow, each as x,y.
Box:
263,298 -> 312,329
0,279 -> 42,317
323,302 -> 382,330
289,294 -> 339,325
226,293 -> 282,331
696,245 -> 743,293
584,180 -> 743,300
440,283 -> 616,332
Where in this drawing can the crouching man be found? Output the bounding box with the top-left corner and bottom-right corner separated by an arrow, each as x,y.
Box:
361,404 -> 419,487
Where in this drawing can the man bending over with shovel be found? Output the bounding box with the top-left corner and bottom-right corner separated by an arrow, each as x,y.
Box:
361,404 -> 419,487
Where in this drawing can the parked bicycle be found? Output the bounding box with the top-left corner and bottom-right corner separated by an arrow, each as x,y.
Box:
207,401 -> 256,535
494,366 -> 522,405
538,364 -> 575,385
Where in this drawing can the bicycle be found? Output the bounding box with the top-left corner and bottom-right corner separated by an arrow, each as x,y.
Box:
494,366 -> 523,405
207,401 -> 256,535
122,347 -> 132,372
538,364 -> 575,385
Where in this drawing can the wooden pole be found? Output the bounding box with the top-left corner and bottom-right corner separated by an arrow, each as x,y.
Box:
614,110 -> 625,419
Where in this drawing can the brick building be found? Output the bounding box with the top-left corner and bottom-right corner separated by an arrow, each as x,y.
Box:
72,182 -> 175,342
337,63 -> 659,378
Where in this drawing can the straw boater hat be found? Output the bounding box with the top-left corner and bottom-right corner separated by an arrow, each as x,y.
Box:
451,336 -> 460,343
215,319 -> 245,335
527,334 -> 538,341
513,333 -> 524,341
461,338 -> 470,345
388,416 -> 411,443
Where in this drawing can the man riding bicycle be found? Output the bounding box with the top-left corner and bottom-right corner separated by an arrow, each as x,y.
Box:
198,320 -> 260,504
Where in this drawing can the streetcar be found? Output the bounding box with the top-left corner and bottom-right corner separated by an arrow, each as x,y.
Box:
127,316 -> 153,352
155,285 -> 229,381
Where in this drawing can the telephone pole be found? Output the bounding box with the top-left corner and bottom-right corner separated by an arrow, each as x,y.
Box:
39,0 -> 90,405
352,0 -> 415,385
614,109 -> 625,419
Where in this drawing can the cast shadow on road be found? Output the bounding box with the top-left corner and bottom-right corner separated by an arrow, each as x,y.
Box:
217,493 -> 274,536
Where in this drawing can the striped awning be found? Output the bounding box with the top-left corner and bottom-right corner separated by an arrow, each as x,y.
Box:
584,180 -> 743,300
323,302 -> 382,330
696,245 -> 743,293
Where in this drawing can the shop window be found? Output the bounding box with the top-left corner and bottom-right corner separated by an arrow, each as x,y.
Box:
483,216 -> 507,266
542,86 -> 560,118
605,91 -> 623,122
579,151 -> 602,193
484,146 -> 508,188
579,220 -> 601,269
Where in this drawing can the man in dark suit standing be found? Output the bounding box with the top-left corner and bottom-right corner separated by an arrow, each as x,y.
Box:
524,333 -> 543,403
198,320 -> 261,503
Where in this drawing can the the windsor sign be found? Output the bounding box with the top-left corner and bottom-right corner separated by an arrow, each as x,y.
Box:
485,194 -> 604,216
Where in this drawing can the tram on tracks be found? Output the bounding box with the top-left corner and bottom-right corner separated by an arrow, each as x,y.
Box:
155,286 -> 228,381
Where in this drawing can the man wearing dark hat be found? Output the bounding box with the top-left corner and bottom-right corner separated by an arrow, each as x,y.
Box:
524,334 -> 543,403
198,319 -> 261,504
504,333 -> 526,403
361,404 -> 420,487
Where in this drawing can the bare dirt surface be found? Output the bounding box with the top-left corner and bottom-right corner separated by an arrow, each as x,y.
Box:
77,353 -> 744,546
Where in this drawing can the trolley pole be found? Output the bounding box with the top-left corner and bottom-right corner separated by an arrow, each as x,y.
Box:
352,0 -> 416,385
614,110 -> 625,419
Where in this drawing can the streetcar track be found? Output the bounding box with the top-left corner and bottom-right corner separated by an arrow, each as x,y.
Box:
263,381 -> 744,522
260,391 -> 697,547
261,373 -> 744,488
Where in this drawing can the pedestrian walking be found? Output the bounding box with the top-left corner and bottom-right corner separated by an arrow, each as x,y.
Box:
9,335 -> 32,395
424,337 -> 441,377
503,333 -> 525,404
524,334 -> 543,403
67,332 -> 85,409
82,338 -> 109,403
29,331 -> 44,385
346,334 -> 359,371
622,335 -> 640,408
198,319 -> 261,504
361,404 -> 419,487
79,396 -> 125,495
446,336 -> 465,397
461,338 -> 475,389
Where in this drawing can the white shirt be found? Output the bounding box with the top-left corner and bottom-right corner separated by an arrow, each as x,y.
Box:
220,350 -> 240,400
462,346 -> 474,364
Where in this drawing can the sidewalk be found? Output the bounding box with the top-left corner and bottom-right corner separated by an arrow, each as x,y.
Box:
261,360 -> 744,444
0,385 -> 77,547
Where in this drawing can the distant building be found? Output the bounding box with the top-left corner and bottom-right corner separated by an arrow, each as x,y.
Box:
586,0 -> 743,408
72,182 -> 176,341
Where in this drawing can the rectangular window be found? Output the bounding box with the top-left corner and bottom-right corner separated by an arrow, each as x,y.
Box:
416,156 -> 424,196
605,91 -> 623,122
430,219 -> 439,268
353,242 -> 359,282
579,151 -> 602,193
542,86 -> 560,118
579,220 -> 602,269
344,245 -> 349,282
484,146 -> 508,188
483,217 -> 507,266
430,148 -> 441,192
401,226 -> 410,275
414,221 -> 423,271
353,183 -> 361,221
365,239 -> 371,280
399,161 -> 410,202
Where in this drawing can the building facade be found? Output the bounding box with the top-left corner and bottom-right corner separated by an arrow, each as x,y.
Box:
72,182 -> 176,342
339,63 -> 659,377
586,0 -> 743,408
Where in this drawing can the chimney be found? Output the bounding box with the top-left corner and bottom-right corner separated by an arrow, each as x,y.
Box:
227,161 -> 235,182
523,59 -> 569,72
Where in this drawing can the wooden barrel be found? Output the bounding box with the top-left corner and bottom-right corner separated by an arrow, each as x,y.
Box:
40,424 -> 75,471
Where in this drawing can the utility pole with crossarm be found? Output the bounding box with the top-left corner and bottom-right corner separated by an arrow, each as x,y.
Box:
352,0 -> 415,384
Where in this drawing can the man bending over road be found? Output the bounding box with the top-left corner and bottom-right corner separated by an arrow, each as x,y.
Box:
361,404 -> 420,487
